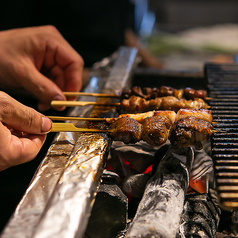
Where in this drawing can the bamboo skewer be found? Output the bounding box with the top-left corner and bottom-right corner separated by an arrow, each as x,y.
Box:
51,123 -> 111,132
51,101 -> 120,107
63,92 -> 120,98
48,116 -> 106,122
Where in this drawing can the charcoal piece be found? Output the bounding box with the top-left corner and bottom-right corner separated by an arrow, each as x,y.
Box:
230,210 -> 238,234
116,220 -> 132,238
84,179 -> 128,238
179,188 -> 221,238
124,146 -> 194,238
152,143 -> 171,175
122,173 -> 152,198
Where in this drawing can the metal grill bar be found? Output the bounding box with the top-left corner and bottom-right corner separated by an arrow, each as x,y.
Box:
205,63 -> 238,210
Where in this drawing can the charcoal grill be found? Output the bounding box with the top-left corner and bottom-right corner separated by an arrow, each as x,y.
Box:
205,63 -> 238,210
1,50 -> 237,237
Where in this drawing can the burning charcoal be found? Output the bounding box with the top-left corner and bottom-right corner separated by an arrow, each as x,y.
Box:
122,173 -> 152,198
108,141 -> 158,178
84,170 -> 128,238
179,188 -> 221,238
178,146 -> 220,237
189,147 -> 214,193
124,146 -> 194,238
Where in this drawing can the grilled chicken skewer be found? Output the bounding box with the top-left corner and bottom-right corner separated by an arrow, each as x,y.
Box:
50,109 -> 213,149
121,86 -> 208,100
106,109 -> 212,124
49,108 -> 211,124
62,86 -> 208,100
51,95 -> 209,112
120,96 -> 209,113
108,109 -> 213,148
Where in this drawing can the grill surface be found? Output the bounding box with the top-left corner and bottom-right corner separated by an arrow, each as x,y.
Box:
205,63 -> 238,210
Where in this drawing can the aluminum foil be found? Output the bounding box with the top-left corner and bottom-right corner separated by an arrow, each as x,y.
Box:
1,47 -> 138,238
33,133 -> 110,238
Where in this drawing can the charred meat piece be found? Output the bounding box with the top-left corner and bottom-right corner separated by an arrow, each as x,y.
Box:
147,97 -> 162,111
159,96 -> 181,111
170,116 -> 213,150
183,87 -> 207,100
121,96 -> 150,113
106,111 -> 155,124
131,86 -> 146,98
110,117 -> 142,144
141,116 -> 173,146
153,110 -> 176,123
120,89 -> 132,100
181,98 -> 209,110
176,108 -> 213,123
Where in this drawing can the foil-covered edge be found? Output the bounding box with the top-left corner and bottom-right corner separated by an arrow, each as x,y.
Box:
1,47 -> 138,238
33,133 -> 110,238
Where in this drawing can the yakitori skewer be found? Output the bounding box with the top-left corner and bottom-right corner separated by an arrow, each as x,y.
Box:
62,86 -> 211,100
48,109 -> 213,124
51,96 -> 209,111
50,109 -> 214,150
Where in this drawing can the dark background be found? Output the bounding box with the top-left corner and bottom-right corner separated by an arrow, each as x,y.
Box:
0,0 -> 134,67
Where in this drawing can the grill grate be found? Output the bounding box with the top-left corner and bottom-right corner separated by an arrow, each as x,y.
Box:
205,63 -> 238,210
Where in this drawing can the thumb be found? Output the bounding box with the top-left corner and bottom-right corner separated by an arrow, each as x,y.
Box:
0,92 -> 52,134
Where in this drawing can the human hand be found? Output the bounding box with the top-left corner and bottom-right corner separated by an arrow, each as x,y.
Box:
0,25 -> 84,111
0,91 -> 52,171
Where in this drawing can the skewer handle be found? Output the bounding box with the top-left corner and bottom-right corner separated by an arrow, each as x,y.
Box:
48,116 -> 107,121
51,123 -> 111,132
63,92 -> 120,98
51,101 -> 120,107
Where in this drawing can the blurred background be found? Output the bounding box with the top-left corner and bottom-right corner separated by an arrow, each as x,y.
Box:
135,0 -> 238,71
0,0 -> 237,72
